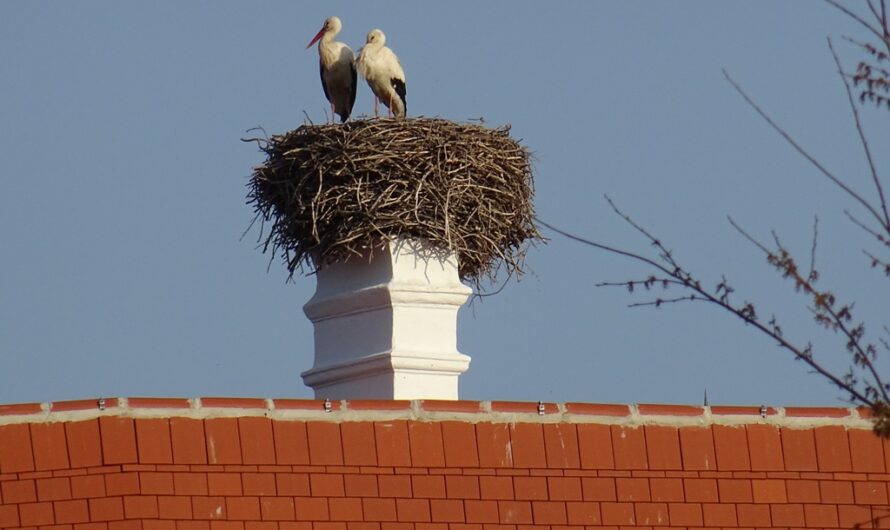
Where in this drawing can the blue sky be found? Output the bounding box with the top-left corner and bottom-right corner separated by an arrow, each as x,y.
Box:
1,1 -> 887,407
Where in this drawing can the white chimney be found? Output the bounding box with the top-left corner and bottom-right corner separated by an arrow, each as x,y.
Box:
300,238 -> 472,399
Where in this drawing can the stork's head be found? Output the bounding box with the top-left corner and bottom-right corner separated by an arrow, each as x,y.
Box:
365,29 -> 386,47
306,16 -> 342,49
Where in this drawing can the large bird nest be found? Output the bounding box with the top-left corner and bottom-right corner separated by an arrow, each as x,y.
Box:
246,117 -> 540,288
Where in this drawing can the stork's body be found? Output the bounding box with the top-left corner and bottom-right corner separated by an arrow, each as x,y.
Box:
307,16 -> 357,123
356,29 -> 406,118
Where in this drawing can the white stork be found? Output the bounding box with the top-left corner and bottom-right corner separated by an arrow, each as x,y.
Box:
356,29 -> 406,118
306,16 -> 357,123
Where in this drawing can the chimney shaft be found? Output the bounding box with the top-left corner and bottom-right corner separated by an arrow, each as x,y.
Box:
301,238 -> 471,399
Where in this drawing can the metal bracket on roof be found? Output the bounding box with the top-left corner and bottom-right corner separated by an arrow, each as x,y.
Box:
759,404 -> 767,418
98,398 -> 106,411
537,401 -> 545,415
324,398 -> 332,413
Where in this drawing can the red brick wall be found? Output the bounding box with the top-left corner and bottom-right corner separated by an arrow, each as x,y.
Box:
1,398 -> 888,529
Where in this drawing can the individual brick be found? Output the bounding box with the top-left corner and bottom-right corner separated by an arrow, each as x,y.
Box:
0,424 -> 35,473
633,502 -> 668,527
542,424 -> 580,469
192,497 -> 227,520
170,418 -> 207,465
207,473 -> 242,496
819,480 -> 854,503
31,423 -> 70,471
848,428 -> 885,472
395,499 -> 430,522
407,422 -> 445,468
124,495 -> 159,519
0,505 -> 20,528
238,418 -> 275,465
329,498 -> 363,522
599,502 -> 634,526
135,419 -> 173,465
678,427 -> 716,471
479,477 -> 513,500
615,478 -> 649,502
461,499 -> 495,523
105,474 -> 139,497
36,478 -> 72,501
509,424 -> 546,469
576,424 -> 614,470
496,501 -> 532,524
785,479 -> 819,503
173,473 -> 208,496
158,496 -> 192,519
310,474 -> 344,497
649,477 -> 683,503
643,426 -> 681,471
140,473 -> 174,495
306,423 -> 343,466
441,422 -> 478,468
226,497 -> 260,521
746,424 -> 783,471
546,477 -> 581,501
205,419 -> 242,465
374,422 -> 411,467
853,480 -> 888,504
238,474 -> 273,498
712,425 -> 750,471
610,426 -> 646,470
668,502 -> 703,526
476,424 -> 512,468
412,476 -> 445,499
752,479 -> 787,503
99,417 -> 138,465
2,480 -> 37,503
702,503 -> 737,527
770,503 -> 805,527
19,502 -> 55,526
780,428 -> 818,471
343,475 -> 375,498
54,499 -> 90,524
260,497 -> 294,521
445,476 -> 479,499
293,498 -> 326,521
271,421 -> 309,465
530,502 -> 565,524
565,501 -> 600,525
513,477 -> 547,501
804,503 -> 839,528
717,478 -> 752,503
684,478 -> 718,503
361,499 -> 396,522
71,475 -> 106,499
581,477 -> 615,502
813,426 -> 851,472
838,504 -> 872,528
88,497 -> 124,522
340,424 -> 377,466
377,476 -> 411,498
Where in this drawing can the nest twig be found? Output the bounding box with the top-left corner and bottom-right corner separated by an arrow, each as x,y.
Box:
245,117 -> 541,289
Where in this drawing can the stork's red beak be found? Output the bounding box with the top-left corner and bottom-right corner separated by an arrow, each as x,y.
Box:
306,27 -> 326,49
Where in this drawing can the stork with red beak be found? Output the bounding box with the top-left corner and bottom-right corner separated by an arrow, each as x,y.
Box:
306,16 -> 357,123
356,29 -> 406,119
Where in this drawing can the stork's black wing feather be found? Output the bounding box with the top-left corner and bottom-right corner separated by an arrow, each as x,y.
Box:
391,78 -> 406,113
319,62 -> 330,102
348,62 -> 357,119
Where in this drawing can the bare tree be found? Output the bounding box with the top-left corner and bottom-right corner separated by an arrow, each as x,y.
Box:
540,1 -> 890,436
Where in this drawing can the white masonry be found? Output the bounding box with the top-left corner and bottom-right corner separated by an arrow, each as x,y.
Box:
301,238 -> 471,399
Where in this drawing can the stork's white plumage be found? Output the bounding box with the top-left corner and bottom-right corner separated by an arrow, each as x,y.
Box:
356,29 -> 406,119
306,16 -> 357,123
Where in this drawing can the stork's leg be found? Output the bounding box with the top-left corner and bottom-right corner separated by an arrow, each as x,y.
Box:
387,94 -> 393,117
374,96 -> 379,117
330,103 -> 335,124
